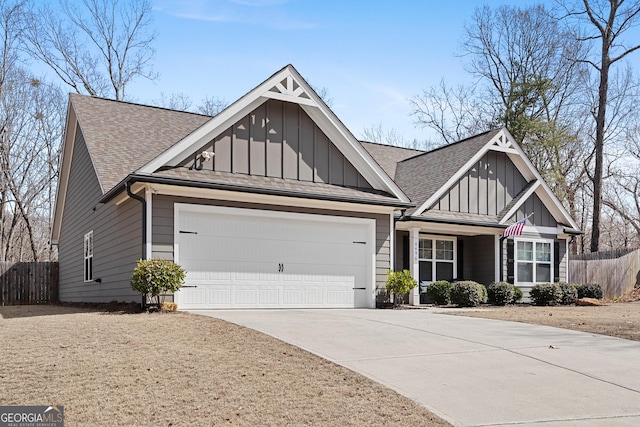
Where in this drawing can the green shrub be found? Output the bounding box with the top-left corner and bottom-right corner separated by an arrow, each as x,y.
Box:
529,283 -> 562,306
487,281 -> 514,306
426,280 -> 452,305
512,285 -> 523,303
131,259 -> 186,308
385,270 -> 417,307
576,283 -> 603,299
557,282 -> 578,305
450,281 -> 487,307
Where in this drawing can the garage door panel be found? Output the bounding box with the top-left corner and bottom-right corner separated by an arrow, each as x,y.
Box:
175,206 -> 372,309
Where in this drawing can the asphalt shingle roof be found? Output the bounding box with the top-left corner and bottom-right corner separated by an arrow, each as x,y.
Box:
359,141 -> 424,179
153,168 -> 405,205
363,129 -> 502,215
71,93 -> 212,193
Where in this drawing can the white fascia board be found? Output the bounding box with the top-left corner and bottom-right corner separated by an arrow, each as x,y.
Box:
139,96 -> 266,172
395,220 -> 502,237
139,66 -> 300,173
522,225 -> 560,236
300,104 -> 409,203
414,129 -> 510,216
51,99 -> 77,242
147,183 -> 397,215
283,65 -> 408,202
498,180 -> 541,224
505,132 -> 579,231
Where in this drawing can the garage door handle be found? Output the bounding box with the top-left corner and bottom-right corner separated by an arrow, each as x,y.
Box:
179,231 -> 198,234
182,285 -> 198,288
352,241 -> 366,244
353,287 -> 366,290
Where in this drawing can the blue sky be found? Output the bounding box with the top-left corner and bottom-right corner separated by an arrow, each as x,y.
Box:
124,0 -> 639,144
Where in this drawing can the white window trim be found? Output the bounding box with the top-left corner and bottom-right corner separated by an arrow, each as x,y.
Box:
417,234 -> 457,283
84,231 -> 93,283
514,237 -> 554,285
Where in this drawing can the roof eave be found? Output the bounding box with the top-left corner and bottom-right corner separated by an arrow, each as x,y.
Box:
100,173 -> 415,209
398,215 -> 505,229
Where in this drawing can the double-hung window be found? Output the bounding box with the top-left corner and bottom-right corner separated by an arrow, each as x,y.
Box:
418,236 -> 456,283
515,239 -> 552,284
84,231 -> 93,282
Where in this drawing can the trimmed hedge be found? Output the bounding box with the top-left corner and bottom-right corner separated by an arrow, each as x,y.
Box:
576,283 -> 603,299
487,281 -> 514,306
451,281 -> 487,307
529,283 -> 562,306
557,282 -> 578,305
426,280 -> 452,305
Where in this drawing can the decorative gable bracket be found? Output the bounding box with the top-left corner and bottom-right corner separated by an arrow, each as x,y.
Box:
488,132 -> 518,154
263,75 -> 315,106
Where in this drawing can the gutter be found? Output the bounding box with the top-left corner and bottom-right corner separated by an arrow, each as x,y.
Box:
101,173 -> 415,209
396,214 -> 506,229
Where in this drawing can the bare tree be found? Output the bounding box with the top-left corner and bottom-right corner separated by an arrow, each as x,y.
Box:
152,92 -> 193,111
559,0 -> 640,252
411,80 -> 488,144
196,95 -> 228,116
412,4 -> 591,219
24,0 -> 157,100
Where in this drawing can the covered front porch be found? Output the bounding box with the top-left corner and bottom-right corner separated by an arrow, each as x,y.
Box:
395,220 -> 503,305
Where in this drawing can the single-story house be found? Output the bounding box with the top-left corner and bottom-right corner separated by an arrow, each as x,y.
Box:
51,64 -> 581,309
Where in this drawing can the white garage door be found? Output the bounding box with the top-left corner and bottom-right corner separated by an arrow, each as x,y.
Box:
174,204 -> 374,309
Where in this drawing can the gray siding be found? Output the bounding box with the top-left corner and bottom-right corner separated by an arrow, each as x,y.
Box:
462,235 -> 495,286
509,193 -> 556,227
58,127 -> 141,303
436,151 -> 527,215
151,195 -> 390,293
558,239 -> 567,282
179,99 -> 372,188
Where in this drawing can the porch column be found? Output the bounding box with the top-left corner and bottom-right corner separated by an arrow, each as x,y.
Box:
409,227 -> 420,306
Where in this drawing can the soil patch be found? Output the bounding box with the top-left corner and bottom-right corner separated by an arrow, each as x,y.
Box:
1,305 -> 449,426
445,302 -> 640,341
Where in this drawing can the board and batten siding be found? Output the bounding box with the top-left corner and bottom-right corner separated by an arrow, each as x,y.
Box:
508,193 -> 556,227
57,127 -> 141,303
435,151 -> 527,215
179,99 -> 372,188
151,195 -> 391,293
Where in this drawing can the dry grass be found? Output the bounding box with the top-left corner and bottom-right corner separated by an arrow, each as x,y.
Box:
446,302 -> 640,341
0,304 -> 449,426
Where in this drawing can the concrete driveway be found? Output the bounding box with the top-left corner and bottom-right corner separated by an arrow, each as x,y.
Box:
193,308 -> 640,426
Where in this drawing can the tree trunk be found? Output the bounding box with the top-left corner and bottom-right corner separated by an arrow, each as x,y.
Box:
590,46 -> 610,253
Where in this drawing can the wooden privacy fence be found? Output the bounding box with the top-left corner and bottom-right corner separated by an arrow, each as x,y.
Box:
569,249 -> 640,299
0,262 -> 59,305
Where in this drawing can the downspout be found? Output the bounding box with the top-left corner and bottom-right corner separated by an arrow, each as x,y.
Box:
126,181 -> 147,308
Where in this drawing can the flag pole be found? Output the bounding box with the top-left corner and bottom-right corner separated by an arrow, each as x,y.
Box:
498,212 -> 534,282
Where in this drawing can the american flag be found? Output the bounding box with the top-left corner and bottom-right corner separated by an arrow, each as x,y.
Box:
502,216 -> 527,237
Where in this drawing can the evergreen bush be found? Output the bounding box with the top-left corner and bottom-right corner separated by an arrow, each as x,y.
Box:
450,281 -> 487,307
529,283 -> 562,306
426,280 -> 452,305
487,281 -> 514,306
